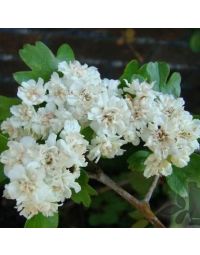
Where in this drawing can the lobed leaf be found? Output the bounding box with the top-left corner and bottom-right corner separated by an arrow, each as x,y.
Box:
119,60 -> 139,87
120,60 -> 181,97
25,213 -> 59,228
14,41 -> 75,84
56,44 -> 75,62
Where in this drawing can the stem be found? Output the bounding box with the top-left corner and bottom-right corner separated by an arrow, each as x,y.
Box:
144,175 -> 160,203
97,179 -> 130,194
88,166 -> 165,228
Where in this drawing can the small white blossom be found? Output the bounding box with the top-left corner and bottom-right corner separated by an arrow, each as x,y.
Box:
88,134 -> 126,163
144,154 -> 173,178
45,72 -> 68,107
88,94 -> 131,136
58,60 -> 101,86
17,78 -> 47,105
124,79 -> 156,98
101,78 -> 122,97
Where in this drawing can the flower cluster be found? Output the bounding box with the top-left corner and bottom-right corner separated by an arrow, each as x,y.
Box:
124,80 -> 200,177
1,60 -> 200,218
0,120 -> 88,218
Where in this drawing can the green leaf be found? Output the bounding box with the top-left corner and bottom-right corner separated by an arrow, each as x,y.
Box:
119,60 -> 139,87
167,154 -> 200,198
89,191 -> 130,226
0,133 -> 7,183
129,171 -> 154,196
145,62 -> 181,97
137,63 -> 149,79
159,203 -> 182,216
129,210 -> 144,220
146,62 -> 169,90
25,213 -> 59,228
71,170 -> 96,207
0,133 -> 8,153
190,31 -> 200,53
0,163 -> 6,184
193,114 -> 200,120
188,182 -> 200,224
163,72 -> 181,98
132,219 -> 149,228
56,44 -> 75,62
19,42 -> 57,75
13,71 -> 39,84
15,42 -> 58,83
127,150 -> 150,172
0,96 -> 20,121
81,126 -> 94,142
120,60 -> 181,97
131,74 -> 146,82
183,153 -> 200,185
175,211 -> 187,225
14,42 -> 75,84
166,168 -> 188,198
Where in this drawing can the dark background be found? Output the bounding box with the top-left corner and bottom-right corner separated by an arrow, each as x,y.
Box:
0,28 -> 200,227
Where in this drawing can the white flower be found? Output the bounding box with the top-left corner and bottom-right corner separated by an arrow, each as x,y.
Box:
88,134 -> 126,163
101,78 -> 122,97
63,119 -> 81,133
88,94 -> 131,136
10,103 -> 36,125
144,154 -> 173,178
59,121 -> 89,168
45,72 -> 68,106
31,103 -> 72,138
141,121 -> 176,158
17,78 -> 47,105
170,150 -> 190,168
1,117 -> 22,139
124,79 -> 156,98
125,96 -> 158,131
156,94 -> 185,120
58,60 -> 101,86
65,79 -> 103,125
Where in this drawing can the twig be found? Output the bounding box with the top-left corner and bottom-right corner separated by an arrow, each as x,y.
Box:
88,164 -> 165,228
128,44 -> 144,63
97,179 -> 130,194
144,175 -> 160,203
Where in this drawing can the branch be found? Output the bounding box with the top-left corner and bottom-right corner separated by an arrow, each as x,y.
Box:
97,179 -> 130,194
88,163 -> 165,228
144,175 -> 160,203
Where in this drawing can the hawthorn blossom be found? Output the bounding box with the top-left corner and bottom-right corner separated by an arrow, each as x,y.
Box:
88,134 -> 126,163
88,94 -> 131,136
144,154 -> 173,178
17,78 -> 47,105
58,60 -> 101,86
45,72 -> 68,107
